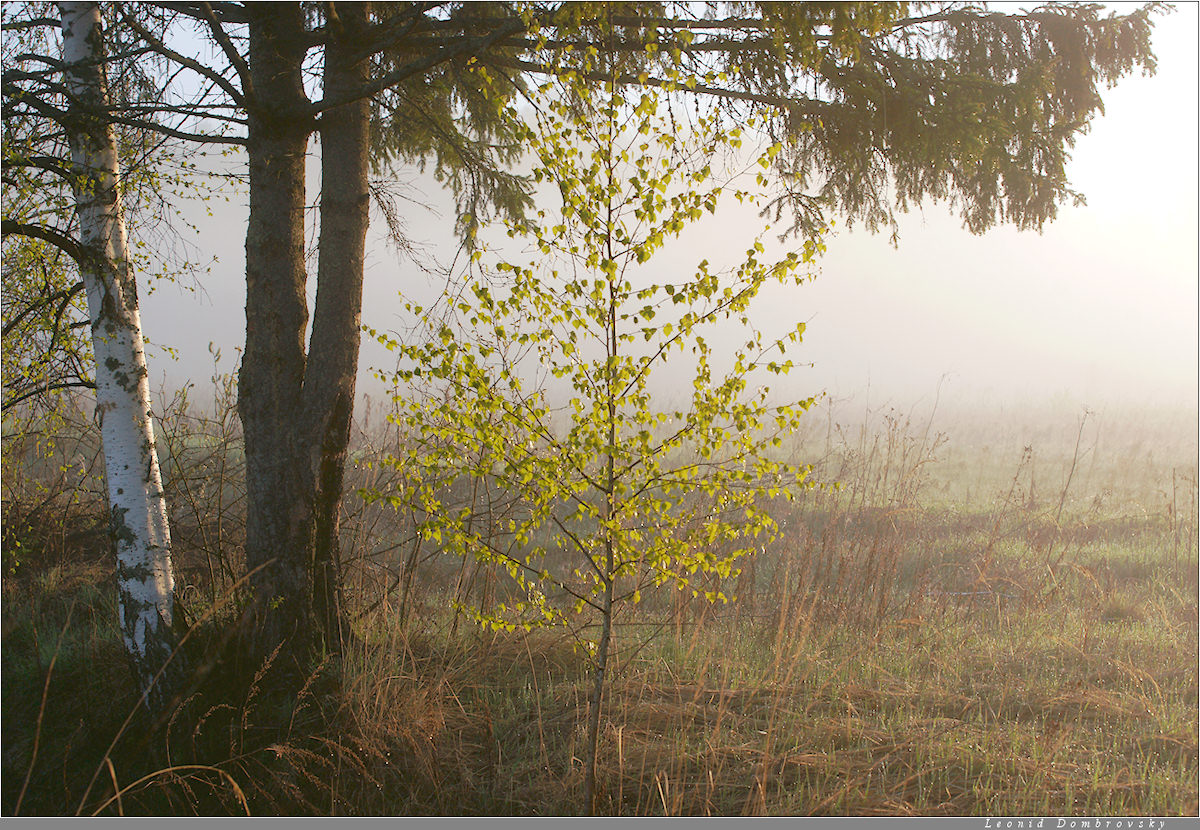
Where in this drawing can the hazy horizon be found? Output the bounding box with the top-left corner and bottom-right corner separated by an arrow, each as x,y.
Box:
138,3 -> 1199,417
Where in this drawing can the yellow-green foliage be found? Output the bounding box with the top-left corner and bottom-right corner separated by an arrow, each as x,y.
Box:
3,397 -> 1195,815
368,77 -> 821,642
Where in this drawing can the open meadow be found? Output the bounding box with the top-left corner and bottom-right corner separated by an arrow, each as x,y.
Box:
5,1 -> 1196,818
3,389 -> 1195,816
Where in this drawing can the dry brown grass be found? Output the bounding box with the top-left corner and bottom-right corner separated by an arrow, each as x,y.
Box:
3,397 -> 1195,815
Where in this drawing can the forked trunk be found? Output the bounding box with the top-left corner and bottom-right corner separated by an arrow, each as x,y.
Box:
59,1 -> 182,712
238,1 -> 370,663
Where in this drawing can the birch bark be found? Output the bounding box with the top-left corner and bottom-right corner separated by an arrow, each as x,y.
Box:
59,1 -> 181,711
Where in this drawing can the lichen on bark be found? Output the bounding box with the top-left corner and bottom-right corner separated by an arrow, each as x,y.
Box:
60,0 -> 185,713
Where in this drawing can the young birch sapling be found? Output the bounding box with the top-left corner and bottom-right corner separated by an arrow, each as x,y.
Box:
370,74 -> 822,814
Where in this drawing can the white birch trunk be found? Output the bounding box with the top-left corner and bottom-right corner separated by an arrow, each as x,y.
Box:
59,1 -> 181,710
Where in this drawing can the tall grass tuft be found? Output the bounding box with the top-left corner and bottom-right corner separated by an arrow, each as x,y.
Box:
3,387 -> 1196,815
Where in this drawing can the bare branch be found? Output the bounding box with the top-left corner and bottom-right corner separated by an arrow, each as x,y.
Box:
197,2 -> 254,103
1,281 -> 85,339
149,1 -> 249,25
1,16 -> 61,32
2,379 -> 97,412
2,153 -> 74,181
2,220 -> 92,268
119,8 -> 246,106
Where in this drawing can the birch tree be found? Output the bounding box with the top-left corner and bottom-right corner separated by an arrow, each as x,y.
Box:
59,0 -> 182,711
15,1 -> 1162,675
378,76 -> 821,812
207,2 -> 1167,670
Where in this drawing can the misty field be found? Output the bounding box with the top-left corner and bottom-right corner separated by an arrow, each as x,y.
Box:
2,389 -> 1196,816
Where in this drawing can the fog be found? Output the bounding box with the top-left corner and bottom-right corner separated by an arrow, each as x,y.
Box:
138,4 -> 1198,421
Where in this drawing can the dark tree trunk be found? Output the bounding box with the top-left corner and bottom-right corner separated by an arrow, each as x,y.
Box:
306,1 -> 372,649
237,1 -> 372,666
238,3 -> 317,666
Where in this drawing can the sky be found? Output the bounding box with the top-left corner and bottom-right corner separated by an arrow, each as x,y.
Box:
138,3 -> 1199,416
